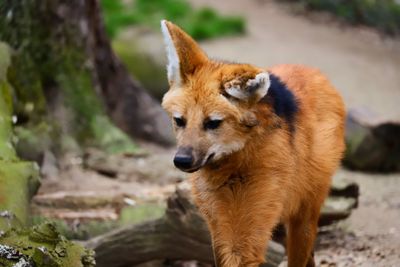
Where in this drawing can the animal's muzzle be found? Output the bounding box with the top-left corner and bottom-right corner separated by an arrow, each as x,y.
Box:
173,146 -> 195,172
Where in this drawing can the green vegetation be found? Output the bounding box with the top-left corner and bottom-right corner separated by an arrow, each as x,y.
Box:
294,0 -> 400,35
101,0 -> 245,39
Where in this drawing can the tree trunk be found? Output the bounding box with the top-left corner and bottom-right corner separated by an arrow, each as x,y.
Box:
0,0 -> 174,157
86,1 -> 174,146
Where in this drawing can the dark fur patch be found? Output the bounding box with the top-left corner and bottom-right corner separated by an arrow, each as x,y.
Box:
261,74 -> 299,132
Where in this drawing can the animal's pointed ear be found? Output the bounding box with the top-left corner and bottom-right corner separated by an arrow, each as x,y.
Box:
223,72 -> 271,104
161,20 -> 208,87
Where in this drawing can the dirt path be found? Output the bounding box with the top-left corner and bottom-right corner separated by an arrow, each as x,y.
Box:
190,0 -> 400,121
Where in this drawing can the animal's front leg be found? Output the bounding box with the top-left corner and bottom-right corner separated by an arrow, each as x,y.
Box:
206,186 -> 283,267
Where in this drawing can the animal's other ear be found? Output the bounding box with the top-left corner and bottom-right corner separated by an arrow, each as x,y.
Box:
161,20 -> 208,87
223,72 -> 271,104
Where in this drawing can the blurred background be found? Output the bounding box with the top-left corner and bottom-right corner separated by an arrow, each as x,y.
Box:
0,0 -> 399,266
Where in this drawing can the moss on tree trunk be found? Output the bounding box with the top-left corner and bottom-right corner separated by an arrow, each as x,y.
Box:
0,42 -> 40,230
0,0 -> 139,156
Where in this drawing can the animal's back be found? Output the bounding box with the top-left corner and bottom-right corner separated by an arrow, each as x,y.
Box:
269,64 -> 346,220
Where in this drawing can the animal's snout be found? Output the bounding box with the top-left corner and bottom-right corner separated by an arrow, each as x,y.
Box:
174,147 -> 194,171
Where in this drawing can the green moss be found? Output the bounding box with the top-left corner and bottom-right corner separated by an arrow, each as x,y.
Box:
13,122 -> 53,162
0,42 -> 11,79
0,42 -> 16,161
0,161 -> 40,228
7,51 -> 48,118
0,42 -> 41,231
0,86 -> 16,160
91,115 -> 137,154
101,0 -> 246,40
0,223 -> 95,267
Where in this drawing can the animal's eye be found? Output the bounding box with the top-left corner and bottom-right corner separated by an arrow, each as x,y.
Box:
174,117 -> 186,128
204,119 -> 223,130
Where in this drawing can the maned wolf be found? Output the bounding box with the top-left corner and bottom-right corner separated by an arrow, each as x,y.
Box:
160,20 -> 345,267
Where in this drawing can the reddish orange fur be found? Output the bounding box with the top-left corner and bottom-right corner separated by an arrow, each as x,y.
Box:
162,21 -> 345,267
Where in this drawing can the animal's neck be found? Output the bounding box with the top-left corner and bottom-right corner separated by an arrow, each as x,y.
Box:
199,132 -> 267,188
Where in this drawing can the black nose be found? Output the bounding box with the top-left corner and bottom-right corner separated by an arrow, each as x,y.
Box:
174,147 -> 194,170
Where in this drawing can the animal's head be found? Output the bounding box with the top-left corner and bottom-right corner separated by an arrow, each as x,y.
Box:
161,20 -> 271,173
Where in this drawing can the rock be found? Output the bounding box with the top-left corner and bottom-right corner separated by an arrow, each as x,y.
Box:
320,197 -> 357,226
344,107 -> 400,172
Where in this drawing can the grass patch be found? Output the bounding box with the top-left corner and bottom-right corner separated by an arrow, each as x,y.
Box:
292,0 -> 400,35
101,0 -> 245,40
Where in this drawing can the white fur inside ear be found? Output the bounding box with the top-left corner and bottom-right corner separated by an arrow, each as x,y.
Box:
225,84 -> 248,100
224,72 -> 271,101
247,72 -> 271,100
161,20 -> 181,85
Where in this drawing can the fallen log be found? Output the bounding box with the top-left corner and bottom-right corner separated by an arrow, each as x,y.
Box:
85,187 -> 285,267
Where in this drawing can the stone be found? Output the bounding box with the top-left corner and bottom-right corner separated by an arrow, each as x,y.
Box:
344,107 -> 400,172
